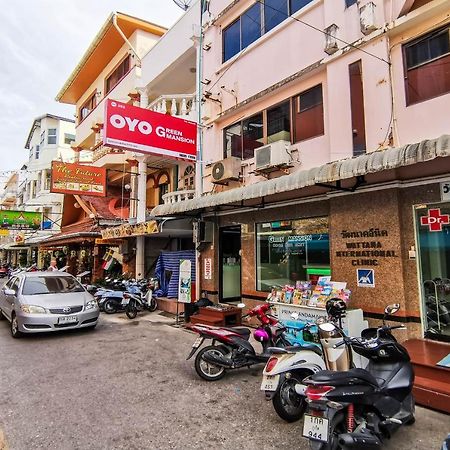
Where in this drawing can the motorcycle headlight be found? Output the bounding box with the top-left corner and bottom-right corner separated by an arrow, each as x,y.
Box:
21,305 -> 46,314
85,300 -> 98,310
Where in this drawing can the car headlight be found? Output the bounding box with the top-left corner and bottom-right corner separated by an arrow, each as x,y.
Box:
85,300 -> 98,310
21,305 -> 46,314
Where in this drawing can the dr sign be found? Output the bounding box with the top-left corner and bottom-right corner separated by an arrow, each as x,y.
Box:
104,99 -> 197,161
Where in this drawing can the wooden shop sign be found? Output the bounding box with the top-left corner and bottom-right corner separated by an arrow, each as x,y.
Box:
101,221 -> 158,239
336,228 -> 398,266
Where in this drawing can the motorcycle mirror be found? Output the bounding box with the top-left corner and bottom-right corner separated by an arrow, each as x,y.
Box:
236,303 -> 246,309
385,303 -> 400,316
318,322 -> 336,332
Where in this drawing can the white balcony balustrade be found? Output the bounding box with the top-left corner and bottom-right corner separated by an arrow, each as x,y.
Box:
148,94 -> 196,119
162,189 -> 195,204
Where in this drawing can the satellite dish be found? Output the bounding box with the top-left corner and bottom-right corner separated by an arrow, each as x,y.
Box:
172,0 -> 195,10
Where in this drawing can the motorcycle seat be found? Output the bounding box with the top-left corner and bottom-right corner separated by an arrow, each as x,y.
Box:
309,368 -> 379,387
222,326 -> 251,339
285,345 -> 323,356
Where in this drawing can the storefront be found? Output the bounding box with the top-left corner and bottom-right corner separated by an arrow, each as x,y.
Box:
152,135 -> 450,344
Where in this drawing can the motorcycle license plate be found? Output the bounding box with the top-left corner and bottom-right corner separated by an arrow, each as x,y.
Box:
302,414 -> 329,442
260,375 -> 280,391
192,337 -> 203,348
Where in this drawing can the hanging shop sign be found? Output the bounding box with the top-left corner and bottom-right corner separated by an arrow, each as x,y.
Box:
0,210 -> 42,230
50,161 -> 107,197
420,208 -> 450,232
14,233 -> 25,244
104,99 -> 197,161
178,259 -> 192,303
0,230 -> 9,236
101,221 -> 159,239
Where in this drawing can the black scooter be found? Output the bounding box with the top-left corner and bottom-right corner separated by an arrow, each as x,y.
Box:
302,304 -> 415,449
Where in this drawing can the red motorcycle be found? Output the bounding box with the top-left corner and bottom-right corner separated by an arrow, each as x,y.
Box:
186,303 -> 291,381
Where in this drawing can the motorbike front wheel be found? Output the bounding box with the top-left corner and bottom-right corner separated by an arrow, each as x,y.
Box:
126,300 -> 138,319
148,296 -> 158,312
272,372 -> 307,422
103,299 -> 118,314
194,345 -> 228,381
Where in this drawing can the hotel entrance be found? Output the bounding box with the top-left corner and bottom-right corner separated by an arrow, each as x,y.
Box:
219,226 -> 241,302
415,202 -> 450,342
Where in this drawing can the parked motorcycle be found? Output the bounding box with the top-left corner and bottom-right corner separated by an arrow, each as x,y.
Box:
187,303 -> 305,381
124,277 -> 159,319
261,301 -> 351,423
302,303 -> 414,449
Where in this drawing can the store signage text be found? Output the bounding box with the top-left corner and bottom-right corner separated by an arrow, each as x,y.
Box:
51,161 -> 107,197
204,258 -> 212,280
420,208 -> 449,232
0,210 -> 42,230
336,228 -> 397,266
104,100 -> 197,161
441,181 -> 450,201
101,221 -> 158,239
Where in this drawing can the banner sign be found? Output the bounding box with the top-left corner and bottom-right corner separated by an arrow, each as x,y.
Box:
101,221 -> 158,239
104,99 -> 197,161
178,259 -> 192,303
0,210 -> 42,230
51,161 -> 107,197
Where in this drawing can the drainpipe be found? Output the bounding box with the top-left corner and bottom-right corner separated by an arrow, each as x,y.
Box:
112,12 -> 142,66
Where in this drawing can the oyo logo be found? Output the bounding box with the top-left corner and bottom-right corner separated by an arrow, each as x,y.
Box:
420,208 -> 450,232
109,114 -> 152,135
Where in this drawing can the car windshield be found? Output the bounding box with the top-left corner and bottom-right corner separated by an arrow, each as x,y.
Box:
22,276 -> 85,295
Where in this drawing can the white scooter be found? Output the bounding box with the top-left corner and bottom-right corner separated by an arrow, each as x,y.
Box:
261,299 -> 364,422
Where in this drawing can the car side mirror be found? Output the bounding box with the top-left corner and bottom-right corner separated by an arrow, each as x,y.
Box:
4,289 -> 15,296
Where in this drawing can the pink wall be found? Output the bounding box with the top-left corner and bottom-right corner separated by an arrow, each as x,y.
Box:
201,0 -> 449,191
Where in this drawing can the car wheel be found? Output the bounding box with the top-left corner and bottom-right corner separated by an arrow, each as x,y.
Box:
10,313 -> 23,338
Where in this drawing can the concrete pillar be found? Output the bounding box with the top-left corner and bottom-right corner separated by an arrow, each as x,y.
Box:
137,87 -> 149,109
135,156 -> 147,280
41,169 -> 47,192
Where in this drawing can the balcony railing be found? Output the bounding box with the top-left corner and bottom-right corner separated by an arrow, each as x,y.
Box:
162,189 -> 195,204
91,143 -> 125,163
148,94 -> 196,118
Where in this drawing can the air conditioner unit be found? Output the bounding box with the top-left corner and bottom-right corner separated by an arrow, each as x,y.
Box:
254,140 -> 292,171
211,157 -> 241,184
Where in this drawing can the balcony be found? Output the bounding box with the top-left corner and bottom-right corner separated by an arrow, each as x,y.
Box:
91,143 -> 125,164
148,94 -> 196,120
162,189 -> 195,204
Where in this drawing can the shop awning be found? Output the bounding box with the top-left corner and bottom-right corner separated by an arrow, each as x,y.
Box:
151,134 -> 450,216
0,242 -> 29,251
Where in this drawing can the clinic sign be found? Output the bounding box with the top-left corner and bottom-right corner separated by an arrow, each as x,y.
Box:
104,100 -> 197,161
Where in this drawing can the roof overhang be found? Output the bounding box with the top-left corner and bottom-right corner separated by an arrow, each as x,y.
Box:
56,12 -> 167,105
151,135 -> 450,217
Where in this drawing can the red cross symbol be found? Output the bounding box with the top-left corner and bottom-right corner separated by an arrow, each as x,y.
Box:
420,208 -> 450,232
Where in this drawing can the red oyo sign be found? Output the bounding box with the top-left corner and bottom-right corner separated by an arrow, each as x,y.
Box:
104,99 -> 197,161
420,208 -> 450,232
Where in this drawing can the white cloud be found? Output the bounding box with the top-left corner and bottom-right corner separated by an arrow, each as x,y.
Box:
0,0 -> 184,176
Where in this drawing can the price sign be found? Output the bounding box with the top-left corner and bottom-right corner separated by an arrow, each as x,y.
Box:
441,181 -> 450,201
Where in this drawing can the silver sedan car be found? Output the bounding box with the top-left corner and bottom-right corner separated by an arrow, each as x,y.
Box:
0,272 -> 99,338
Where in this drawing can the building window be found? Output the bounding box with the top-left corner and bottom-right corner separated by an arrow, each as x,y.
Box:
256,217 -> 330,291
267,101 -> 291,143
79,92 -> 97,122
403,25 -> 450,105
224,113 -> 264,160
105,55 -> 131,95
293,84 -> 324,142
64,133 -> 75,145
182,165 -> 195,189
349,60 -> 366,156
222,0 -> 313,62
35,145 -> 40,159
158,182 -> 169,205
47,129 -> 57,145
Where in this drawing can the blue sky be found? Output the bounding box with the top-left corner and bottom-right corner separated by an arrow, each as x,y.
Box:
0,0 -> 184,177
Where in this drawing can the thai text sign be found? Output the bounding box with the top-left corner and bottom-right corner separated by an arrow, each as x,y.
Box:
51,161 -> 107,197
101,221 -> 159,239
0,210 -> 42,230
104,99 -> 197,161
